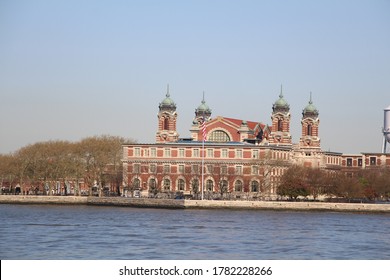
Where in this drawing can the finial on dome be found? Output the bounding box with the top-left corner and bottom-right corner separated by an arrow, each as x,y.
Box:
166,84 -> 170,97
303,91 -> 318,116
280,84 -> 283,98
202,91 -> 205,104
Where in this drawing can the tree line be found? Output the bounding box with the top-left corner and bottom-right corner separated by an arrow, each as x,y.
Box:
0,135 -> 134,196
277,165 -> 390,201
2,137 -> 390,201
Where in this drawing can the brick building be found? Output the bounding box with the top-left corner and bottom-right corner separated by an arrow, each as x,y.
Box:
122,86 -> 390,199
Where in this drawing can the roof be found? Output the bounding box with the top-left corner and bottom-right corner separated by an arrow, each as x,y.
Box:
221,117 -> 266,131
123,141 -> 255,147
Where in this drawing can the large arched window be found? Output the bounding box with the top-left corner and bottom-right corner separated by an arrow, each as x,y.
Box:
234,180 -> 243,192
251,181 -> 259,192
208,130 -> 230,142
133,178 -> 140,189
149,178 -> 156,189
163,178 -> 171,191
178,179 -> 185,191
206,179 -> 214,191
191,179 -> 199,193
219,179 -> 229,193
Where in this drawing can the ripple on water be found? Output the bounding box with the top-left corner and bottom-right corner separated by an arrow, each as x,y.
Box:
1,204 -> 390,259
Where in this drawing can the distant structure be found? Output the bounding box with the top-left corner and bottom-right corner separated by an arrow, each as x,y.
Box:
122,86 -> 390,199
383,105 -> 390,153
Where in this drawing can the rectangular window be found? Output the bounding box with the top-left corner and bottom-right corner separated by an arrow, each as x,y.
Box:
370,157 -> 376,165
179,148 -> 185,158
236,149 -> 243,158
207,165 -> 214,174
358,158 -> 363,167
207,148 -> 214,158
178,164 -> 185,174
164,148 -> 171,157
252,150 -> 259,159
236,166 -> 242,175
193,149 -> 200,157
221,165 -> 227,175
134,147 -> 141,157
133,164 -> 140,174
192,164 -> 199,174
150,148 -> 157,157
150,164 -> 157,173
163,164 -> 170,173
222,149 -> 228,158
347,158 -> 352,167
251,165 -> 259,175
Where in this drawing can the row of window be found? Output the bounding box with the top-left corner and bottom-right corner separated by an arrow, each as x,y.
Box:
326,156 -> 341,165
345,157 -> 377,167
133,147 -> 261,159
131,177 -> 262,192
346,158 -> 363,167
133,163 -> 265,175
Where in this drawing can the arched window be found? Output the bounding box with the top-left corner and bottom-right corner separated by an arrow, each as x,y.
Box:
208,130 -> 230,142
234,180 -> 243,192
251,181 -> 259,192
149,178 -> 156,189
278,119 -> 283,131
133,178 -> 140,189
163,178 -> 171,191
178,179 -> 185,191
206,179 -> 214,191
219,180 -> 229,194
163,117 -> 169,130
307,124 -> 312,136
191,179 -> 199,193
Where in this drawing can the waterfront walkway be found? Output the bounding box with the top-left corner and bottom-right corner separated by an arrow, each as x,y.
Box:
1,195 -> 390,213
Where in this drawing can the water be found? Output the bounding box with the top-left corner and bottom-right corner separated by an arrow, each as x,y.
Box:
0,204 -> 389,259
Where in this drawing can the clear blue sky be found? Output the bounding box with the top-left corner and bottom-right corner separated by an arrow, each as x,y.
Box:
1,0 -> 389,154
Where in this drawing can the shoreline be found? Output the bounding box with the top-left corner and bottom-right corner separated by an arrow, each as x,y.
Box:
1,195 -> 390,213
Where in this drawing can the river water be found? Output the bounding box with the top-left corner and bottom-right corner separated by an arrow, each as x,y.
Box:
0,204 -> 389,259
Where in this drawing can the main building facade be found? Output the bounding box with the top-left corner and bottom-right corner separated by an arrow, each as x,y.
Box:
122,87 -> 390,199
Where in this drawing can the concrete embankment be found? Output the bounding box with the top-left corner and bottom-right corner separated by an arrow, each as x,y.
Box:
87,197 -> 185,209
0,195 -> 88,205
1,195 -> 390,213
0,195 -> 184,209
184,199 -> 390,213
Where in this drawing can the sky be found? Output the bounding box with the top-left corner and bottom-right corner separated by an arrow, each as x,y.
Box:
1,0 -> 389,154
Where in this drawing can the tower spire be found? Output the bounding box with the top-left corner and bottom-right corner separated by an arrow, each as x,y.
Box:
280,84 -> 283,98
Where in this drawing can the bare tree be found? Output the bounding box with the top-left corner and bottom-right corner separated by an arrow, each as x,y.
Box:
78,135 -> 126,197
277,165 -> 310,200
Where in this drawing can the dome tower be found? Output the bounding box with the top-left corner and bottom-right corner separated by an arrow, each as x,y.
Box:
299,92 -> 320,148
269,85 -> 292,145
195,92 -> 212,122
190,93 -> 212,141
156,85 -> 179,143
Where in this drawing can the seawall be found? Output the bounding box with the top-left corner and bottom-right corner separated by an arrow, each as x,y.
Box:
184,199 -> 390,212
1,195 -> 390,213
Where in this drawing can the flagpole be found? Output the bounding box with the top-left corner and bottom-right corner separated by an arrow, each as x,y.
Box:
201,136 -> 204,200
200,96 -> 207,201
